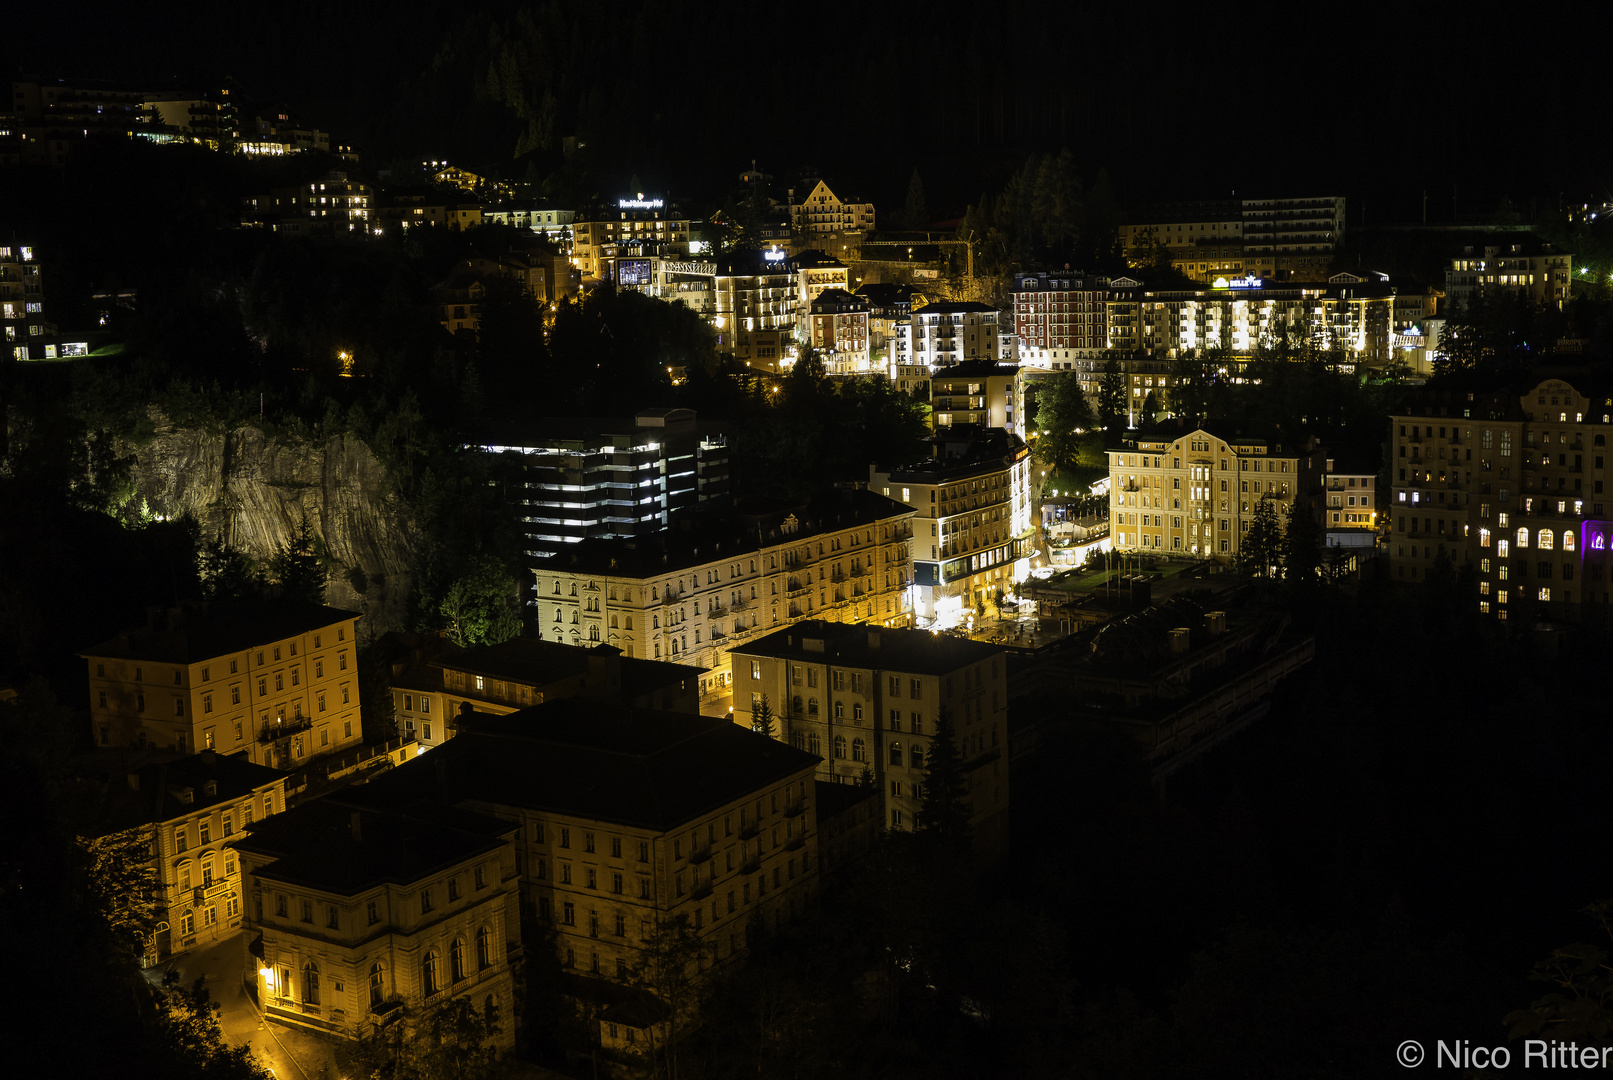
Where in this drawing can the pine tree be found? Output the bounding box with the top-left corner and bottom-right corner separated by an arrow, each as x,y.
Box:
751,694 -> 775,738
1282,497 -> 1322,587
917,706 -> 971,851
1098,353 -> 1127,437
197,536 -> 260,601
270,514 -> 327,605
902,167 -> 928,231
1242,499 -> 1282,579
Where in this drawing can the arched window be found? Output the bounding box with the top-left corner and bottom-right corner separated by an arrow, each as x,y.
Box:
1539,529 -> 1554,551
423,949 -> 440,995
369,962 -> 386,1009
1565,530 -> 1577,552
302,961 -> 320,1005
451,937 -> 467,982
889,741 -> 903,767
833,735 -> 846,759
791,695 -> 802,715
852,738 -> 866,763
807,731 -> 821,756
1517,527 -> 1529,548
807,697 -> 819,715
910,744 -> 925,770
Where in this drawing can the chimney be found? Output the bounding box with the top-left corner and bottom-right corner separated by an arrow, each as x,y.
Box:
349,810 -> 363,842
127,772 -> 141,791
866,628 -> 881,650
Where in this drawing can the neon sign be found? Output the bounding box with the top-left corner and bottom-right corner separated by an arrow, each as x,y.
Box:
618,197 -> 664,209
763,248 -> 786,261
1225,274 -> 1262,289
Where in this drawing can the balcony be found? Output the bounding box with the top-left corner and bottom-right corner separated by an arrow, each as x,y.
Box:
738,820 -> 761,840
690,881 -> 713,901
688,845 -> 712,864
258,713 -> 313,744
739,855 -> 761,875
784,834 -> 806,852
783,800 -> 806,818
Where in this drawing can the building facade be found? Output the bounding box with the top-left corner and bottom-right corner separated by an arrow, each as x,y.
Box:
81,601 -> 364,768
1389,378 -> 1613,623
910,301 -> 1003,369
1107,428 -> 1326,560
1444,235 -> 1573,313
89,751 -> 287,967
870,431 -> 1034,625
714,250 -> 798,368
730,622 -> 1011,860
1012,271 -> 1111,365
929,361 -> 1018,431
572,196 -> 691,280
807,288 -> 871,374
535,490 -> 916,699
1,242 -> 46,358
238,799 -> 521,1049
479,409 -> 729,557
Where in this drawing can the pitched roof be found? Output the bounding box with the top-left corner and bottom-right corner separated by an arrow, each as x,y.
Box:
730,619 -> 1004,675
235,798 -> 514,894
89,751 -> 286,835
81,600 -> 360,664
348,701 -> 820,831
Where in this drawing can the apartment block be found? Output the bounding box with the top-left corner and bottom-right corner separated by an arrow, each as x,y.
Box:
807,288 -> 870,374
1108,428 -> 1326,560
910,301 -> 1003,369
81,601 -> 364,767
478,408 -> 729,557
1444,234 -> 1573,313
869,428 -> 1033,625
572,196 -> 690,280
1389,378 -> 1613,622
730,621 -> 1010,860
535,489 -> 916,699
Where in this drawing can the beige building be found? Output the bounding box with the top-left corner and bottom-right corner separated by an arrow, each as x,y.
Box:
1324,459 -> 1379,531
870,430 -> 1034,625
89,751 -> 287,967
730,621 -> 1011,860
929,360 -> 1019,431
238,797 -> 520,1049
359,703 -> 823,1054
788,179 -> 875,261
714,249 -> 798,368
807,288 -> 871,374
571,197 -> 691,280
387,637 -> 702,750
1390,377 -> 1613,622
1108,428 -> 1326,560
535,489 -> 916,700
81,601 -> 364,768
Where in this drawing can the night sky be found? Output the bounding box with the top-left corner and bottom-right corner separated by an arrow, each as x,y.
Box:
8,3 -> 1607,219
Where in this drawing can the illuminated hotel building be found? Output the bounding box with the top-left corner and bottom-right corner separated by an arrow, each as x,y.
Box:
571,196 -> 690,279
1389,378 -> 1613,622
869,429 -> 1033,625
477,408 -> 729,557
536,489 -> 915,700
1444,235 -> 1573,313
1012,271 -> 1112,368
81,601 -> 364,768
1107,428 -> 1325,560
788,179 -> 875,261
807,288 -> 870,374
714,249 -> 798,368
1118,195 -> 1345,281
910,301 -> 1004,369
730,621 -> 1011,859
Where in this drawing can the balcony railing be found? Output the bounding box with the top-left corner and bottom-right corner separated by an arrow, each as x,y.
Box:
258,713 -> 313,744
689,845 -> 712,864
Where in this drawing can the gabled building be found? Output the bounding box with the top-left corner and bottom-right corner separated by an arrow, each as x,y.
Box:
730,621 -> 1011,860
81,600 -> 364,767
1107,427 -> 1326,560
236,797 -> 521,1048
86,750 -> 287,967
788,179 -> 875,261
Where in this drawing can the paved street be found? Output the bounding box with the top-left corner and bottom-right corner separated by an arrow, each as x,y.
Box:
146,936 -> 339,1080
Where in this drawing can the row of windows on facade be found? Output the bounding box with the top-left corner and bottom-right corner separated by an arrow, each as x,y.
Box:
524,786 -> 804,863
274,946 -> 500,1011
174,796 -> 271,851
92,629 -> 347,684
788,727 -> 926,769
538,851 -> 809,931
176,895 -> 240,937
270,865 -> 492,927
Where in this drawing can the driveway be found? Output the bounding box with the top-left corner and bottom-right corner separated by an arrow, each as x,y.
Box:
147,935 -> 339,1080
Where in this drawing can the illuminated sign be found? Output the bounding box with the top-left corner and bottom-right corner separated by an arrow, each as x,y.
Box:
662,261 -> 716,276
1225,275 -> 1262,289
617,259 -> 653,286
763,248 -> 786,261
618,197 -> 664,209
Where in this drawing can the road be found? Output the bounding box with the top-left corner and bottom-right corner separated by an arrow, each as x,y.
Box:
146,935 -> 338,1080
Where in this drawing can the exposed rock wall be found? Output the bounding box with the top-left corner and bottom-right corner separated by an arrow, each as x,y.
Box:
124,412 -> 417,632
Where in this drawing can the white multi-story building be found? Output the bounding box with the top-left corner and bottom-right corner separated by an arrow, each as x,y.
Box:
910,302 -> 1003,370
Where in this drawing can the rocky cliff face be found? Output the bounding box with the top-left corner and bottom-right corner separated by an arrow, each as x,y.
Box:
125,412 -> 417,631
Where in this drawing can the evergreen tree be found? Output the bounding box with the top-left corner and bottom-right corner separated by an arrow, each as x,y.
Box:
1031,371 -> 1094,473
631,915 -> 707,1080
270,514 -> 327,605
197,535 -> 260,601
1098,353 -> 1127,437
917,706 -> 971,851
1241,499 -> 1282,579
901,167 -> 929,231
751,694 -> 775,738
1282,498 -> 1322,588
